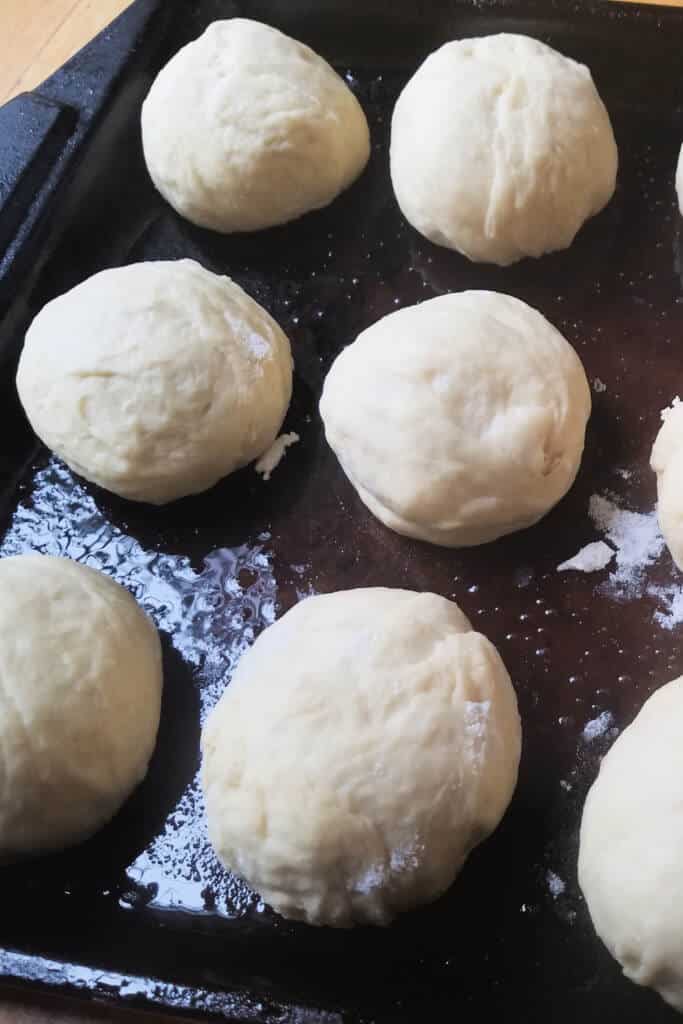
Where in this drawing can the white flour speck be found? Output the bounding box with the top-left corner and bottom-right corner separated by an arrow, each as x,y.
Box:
546,870 -> 566,898
592,377 -> 607,393
255,432 -> 299,481
560,779 -> 572,792
464,700 -> 491,738
389,840 -> 421,873
557,540 -> 614,574
582,710 -> 614,743
651,584 -> 683,629
615,467 -> 632,480
354,862 -> 385,894
243,331 -> 270,359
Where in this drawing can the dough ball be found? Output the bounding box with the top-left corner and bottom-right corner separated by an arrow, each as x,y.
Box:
579,677 -> 683,1012
650,399 -> 683,570
201,588 -> 521,927
320,291 -> 591,547
0,554 -> 162,858
390,33 -> 618,265
677,144 -> 683,214
16,260 -> 293,504
141,18 -> 370,233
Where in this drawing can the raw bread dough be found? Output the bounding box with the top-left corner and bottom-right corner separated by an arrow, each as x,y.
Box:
0,554 -> 162,858
650,398 -> 683,569
677,144 -> 683,214
579,677 -> 683,1012
141,18 -> 370,233
201,587 -> 521,927
16,259 -> 293,504
319,291 -> 591,547
390,33 -> 618,265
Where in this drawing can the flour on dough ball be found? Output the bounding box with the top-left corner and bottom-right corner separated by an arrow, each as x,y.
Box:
201,588 -> 521,928
579,677 -> 683,1012
650,398 -> 683,569
320,291 -> 591,548
390,34 -> 618,265
141,19 -> 370,233
676,144 -> 683,214
0,555 -> 162,859
16,260 -> 293,504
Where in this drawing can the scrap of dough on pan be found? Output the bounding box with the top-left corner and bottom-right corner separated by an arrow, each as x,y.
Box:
557,540 -> 614,573
255,432 -> 300,481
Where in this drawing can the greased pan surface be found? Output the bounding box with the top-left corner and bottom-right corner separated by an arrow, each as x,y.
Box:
0,1 -> 683,1020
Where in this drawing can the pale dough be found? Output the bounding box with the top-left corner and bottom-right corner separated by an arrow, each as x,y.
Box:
141,18 -> 370,233
0,554 -> 162,858
579,677 -> 683,1012
201,588 -> 521,927
650,398 -> 683,570
390,33 -> 618,265
16,259 -> 293,504
677,144 -> 683,214
319,291 -> 591,547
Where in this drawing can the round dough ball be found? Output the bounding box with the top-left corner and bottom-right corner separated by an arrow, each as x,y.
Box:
320,291 -> 591,548
201,588 -> 521,928
0,554 -> 162,858
16,260 -> 293,504
676,144 -> 683,214
579,677 -> 683,1012
390,33 -> 618,265
650,399 -> 683,570
141,19 -> 370,233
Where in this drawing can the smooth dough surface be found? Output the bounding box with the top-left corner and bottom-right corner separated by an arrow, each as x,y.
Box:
0,554 -> 162,858
141,18 -> 370,233
201,588 -> 521,927
650,399 -> 683,570
677,144 -> 683,214
390,33 -> 618,265
16,260 -> 293,504
320,291 -> 591,547
579,677 -> 683,1012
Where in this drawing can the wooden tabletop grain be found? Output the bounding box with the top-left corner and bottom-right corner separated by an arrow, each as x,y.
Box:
0,0 -> 682,1019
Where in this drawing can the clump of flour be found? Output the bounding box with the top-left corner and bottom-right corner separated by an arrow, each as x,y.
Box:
582,710 -> 614,743
546,870 -> 566,898
589,493 -> 664,598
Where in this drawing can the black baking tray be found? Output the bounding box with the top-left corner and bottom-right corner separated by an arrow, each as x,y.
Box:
1,0 -> 683,1020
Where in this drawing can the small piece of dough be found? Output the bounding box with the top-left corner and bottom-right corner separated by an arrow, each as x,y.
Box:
320,291 -> 591,547
255,432 -> 299,481
0,554 -> 162,858
201,587 -> 521,928
651,398 -> 683,569
557,541 -> 614,573
390,33 -> 618,265
579,677 -> 683,1012
16,260 -> 293,504
676,144 -> 683,214
141,19 -> 370,233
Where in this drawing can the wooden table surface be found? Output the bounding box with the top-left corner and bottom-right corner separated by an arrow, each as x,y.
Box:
0,0 -> 682,1019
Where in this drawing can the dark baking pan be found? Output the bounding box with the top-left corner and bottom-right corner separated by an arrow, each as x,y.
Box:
1,0 -> 683,1020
